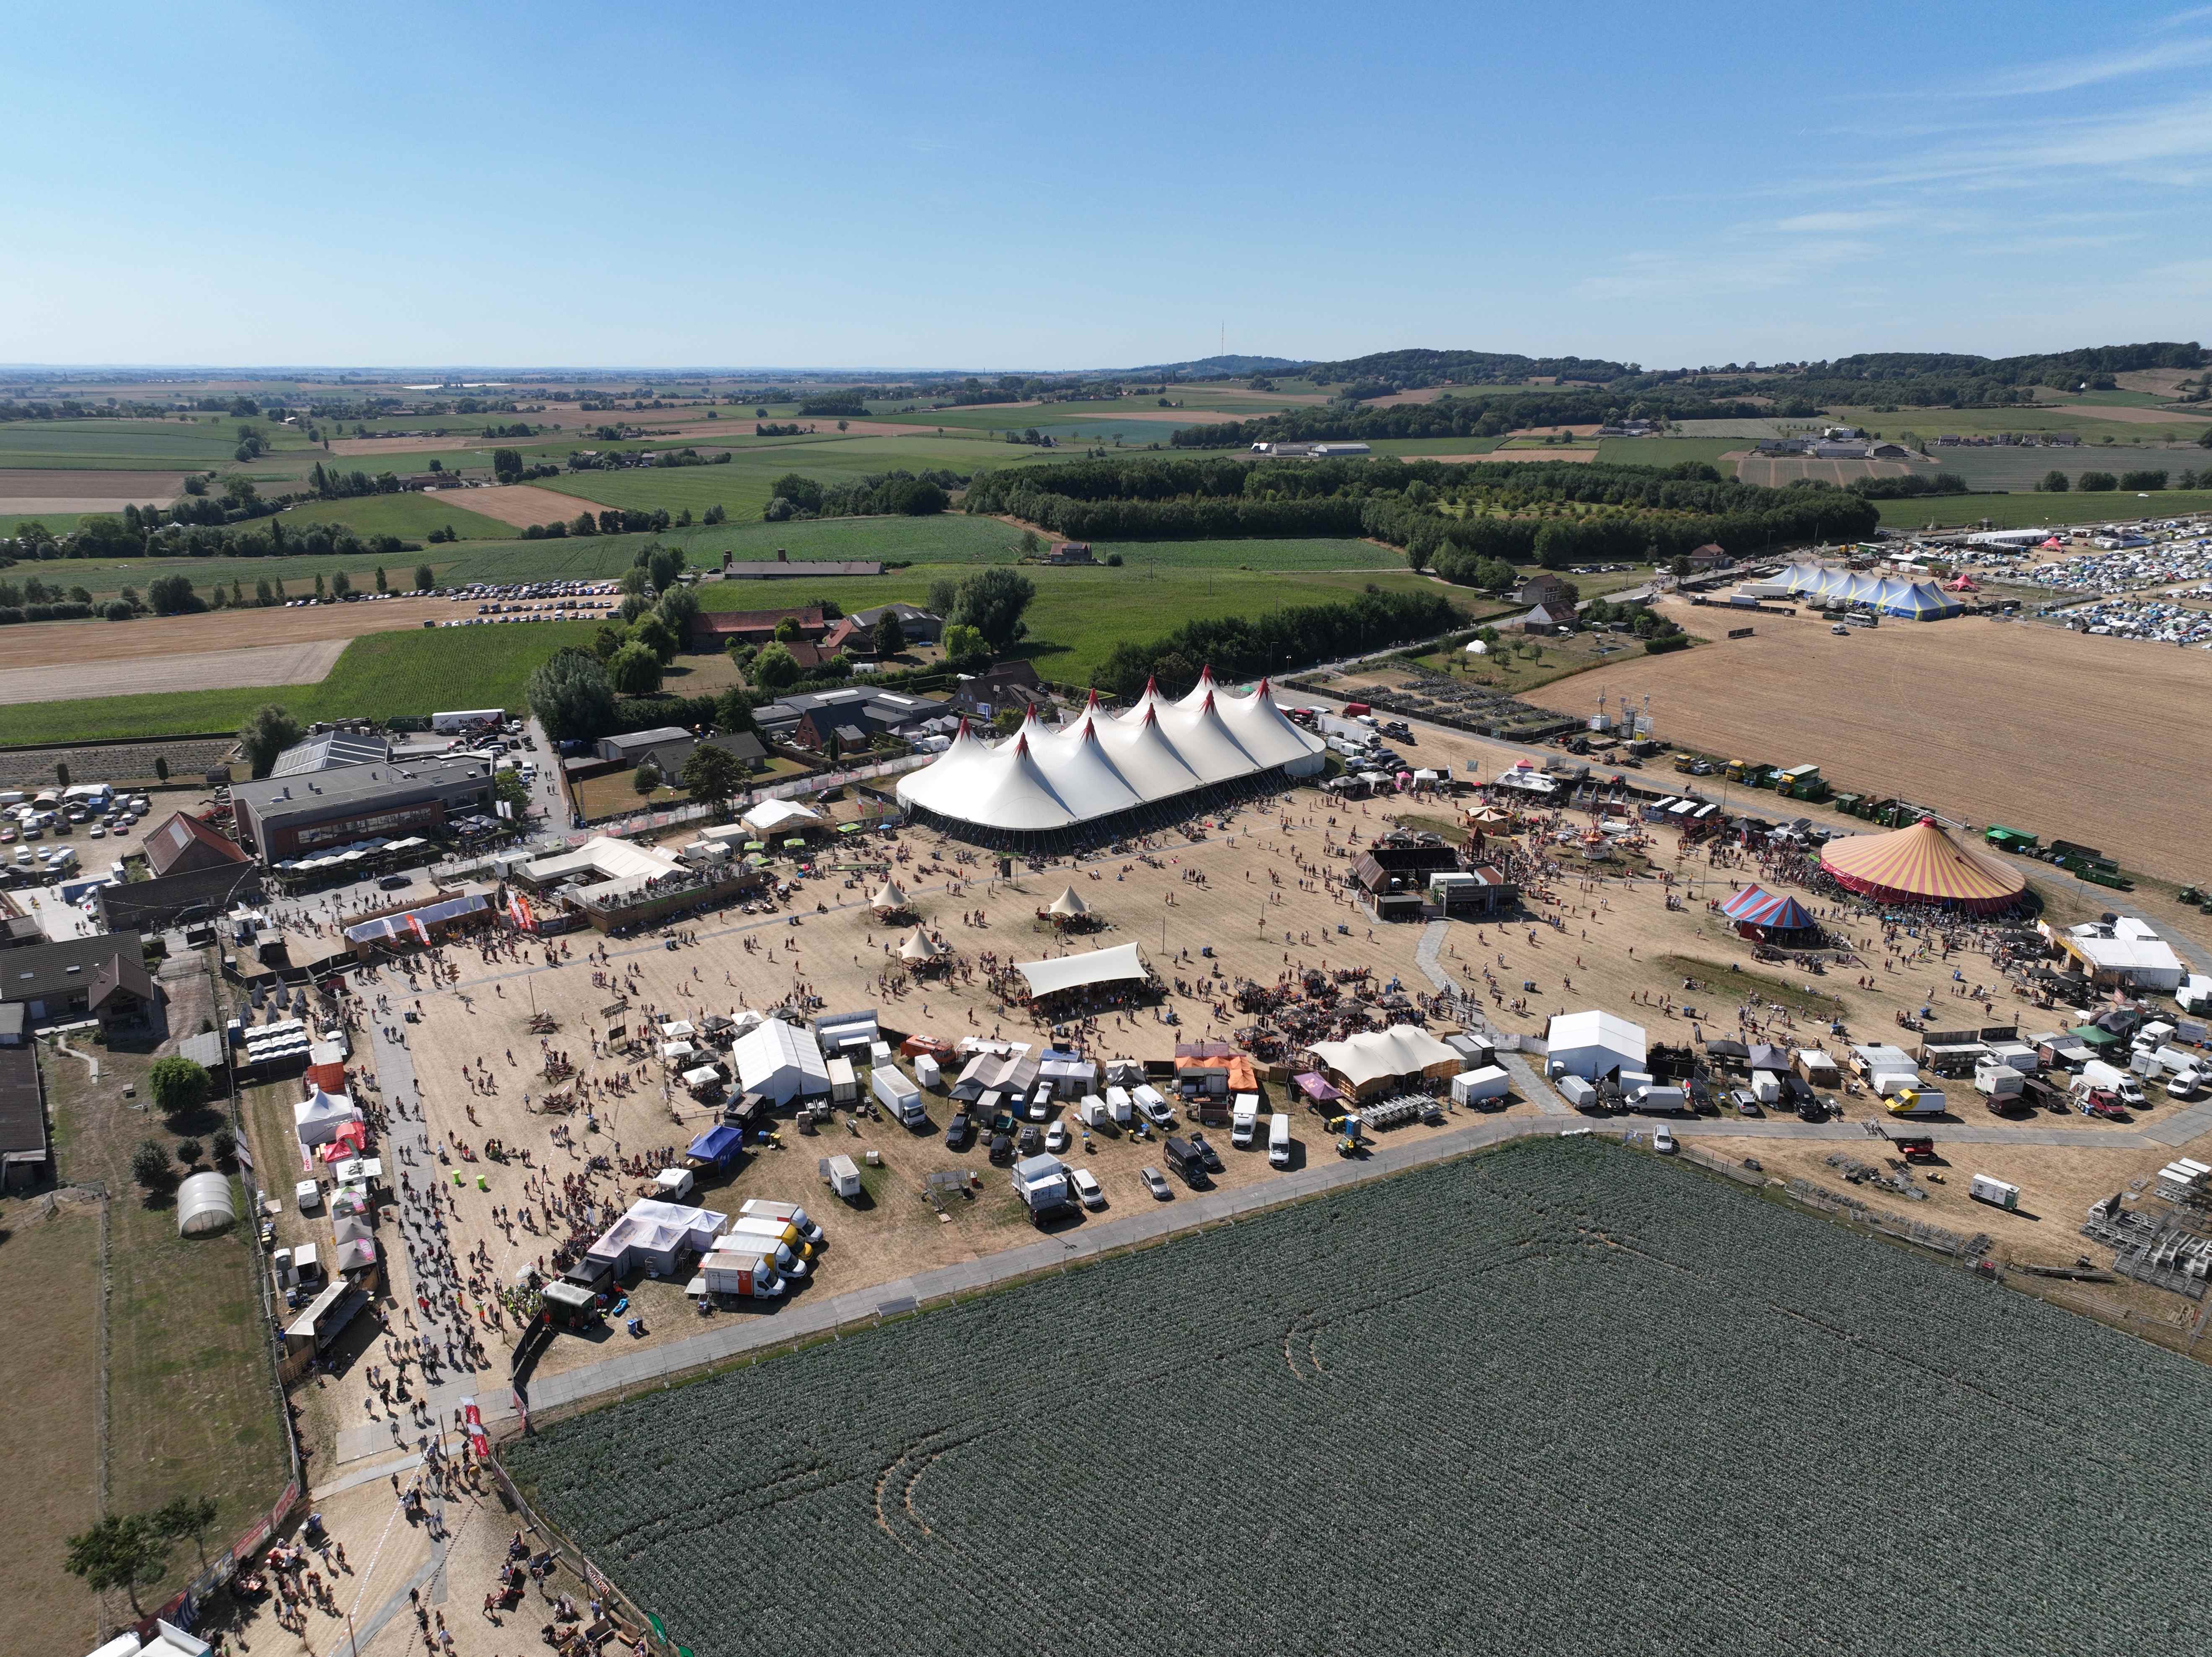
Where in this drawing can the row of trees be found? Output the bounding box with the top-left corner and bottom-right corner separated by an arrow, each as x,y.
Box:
66,1495 -> 222,1613
1093,587 -> 1458,700
762,468 -> 957,521
2039,467 -> 2207,492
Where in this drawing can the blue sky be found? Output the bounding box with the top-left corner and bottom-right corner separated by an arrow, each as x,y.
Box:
5,0 -> 2211,370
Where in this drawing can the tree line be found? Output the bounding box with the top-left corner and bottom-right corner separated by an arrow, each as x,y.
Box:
1173,388 -> 1764,448
1093,586 -> 1460,700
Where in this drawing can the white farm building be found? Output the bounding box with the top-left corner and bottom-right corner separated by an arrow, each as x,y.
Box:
895,672 -> 1326,851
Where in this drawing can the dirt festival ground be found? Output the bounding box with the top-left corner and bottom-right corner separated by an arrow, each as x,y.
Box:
1522,599 -> 2212,881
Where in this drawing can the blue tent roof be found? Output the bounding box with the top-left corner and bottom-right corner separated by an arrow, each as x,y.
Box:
689,1124 -> 744,1162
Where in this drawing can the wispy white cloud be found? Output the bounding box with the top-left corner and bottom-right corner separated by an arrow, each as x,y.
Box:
1574,237 -> 1877,304
1965,34 -> 2212,96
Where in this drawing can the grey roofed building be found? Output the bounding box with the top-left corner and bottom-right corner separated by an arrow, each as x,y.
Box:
605,729 -> 767,779
0,931 -> 151,1026
271,731 -> 392,777
0,1045 -> 47,1188
753,686 -> 947,740
848,602 -> 943,643
597,727 -> 693,764
230,756 -> 494,862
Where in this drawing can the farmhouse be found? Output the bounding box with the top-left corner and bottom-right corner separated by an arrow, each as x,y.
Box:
1044,541 -> 1095,564
896,673 -> 1325,851
850,601 -> 942,643
756,687 -> 947,749
0,931 -> 159,1035
230,756 -> 496,863
1513,601 -> 1579,635
1514,573 -> 1576,607
143,810 -> 250,879
688,606 -> 829,648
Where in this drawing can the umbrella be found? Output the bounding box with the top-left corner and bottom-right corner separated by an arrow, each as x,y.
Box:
745,841 -> 766,852
784,838 -> 806,849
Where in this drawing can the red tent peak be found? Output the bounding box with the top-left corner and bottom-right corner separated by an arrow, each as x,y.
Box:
1141,675 -> 1158,698
1085,687 -> 1101,708
1254,675 -> 1271,695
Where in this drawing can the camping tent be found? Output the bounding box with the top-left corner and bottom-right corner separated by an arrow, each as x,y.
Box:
333,1237 -> 377,1273
729,1017 -> 832,1104
1719,885 -> 1820,940
1820,818 -> 2024,914
1545,1009 -> 1649,1081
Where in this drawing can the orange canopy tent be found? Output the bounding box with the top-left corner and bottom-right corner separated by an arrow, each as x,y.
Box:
1819,817 -> 2025,914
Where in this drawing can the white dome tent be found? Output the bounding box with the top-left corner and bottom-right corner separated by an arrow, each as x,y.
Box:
176,1171 -> 237,1238
896,672 -> 1326,850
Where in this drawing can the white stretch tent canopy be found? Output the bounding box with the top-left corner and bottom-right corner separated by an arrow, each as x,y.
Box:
293,1087 -> 359,1147
1308,1024 -> 1460,1092
1545,1010 -> 1650,1080
740,798 -> 822,837
730,1017 -> 833,1104
1047,885 -> 1090,917
899,925 -> 950,962
1013,942 -> 1151,1001
897,672 -> 1326,835
871,879 -> 909,911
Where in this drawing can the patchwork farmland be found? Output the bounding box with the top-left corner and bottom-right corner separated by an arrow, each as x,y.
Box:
508,1138 -> 2212,1657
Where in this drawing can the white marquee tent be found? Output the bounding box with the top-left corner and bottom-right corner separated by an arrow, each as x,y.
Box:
1545,1009 -> 1650,1080
1307,1025 -> 1461,1095
740,798 -> 822,838
730,1016 -> 833,1104
897,672 -> 1326,837
294,1087 -> 360,1149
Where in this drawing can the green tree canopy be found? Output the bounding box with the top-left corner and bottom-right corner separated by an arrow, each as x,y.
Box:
632,762 -> 663,798
873,609 -> 905,656
646,545 -> 685,592
767,472 -> 824,513
64,1514 -> 169,1614
129,1138 -> 175,1191
656,583 -> 700,638
630,614 -> 679,664
948,566 -> 1036,649
527,648 -> 617,741
238,703 -> 301,778
148,1056 -> 211,1118
715,684 -> 762,737
773,617 -> 802,642
414,563 -> 434,590
680,743 -> 744,810
751,643 -> 801,692
940,622 -> 987,664
607,641 -> 664,695
147,574 -> 196,615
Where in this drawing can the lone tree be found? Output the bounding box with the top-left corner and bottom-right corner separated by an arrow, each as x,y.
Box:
606,641 -> 663,696
148,1055 -> 211,1118
873,609 -> 905,657
152,1494 -> 220,1569
629,613 -> 679,665
948,566 -> 1036,650
238,704 -> 302,779
2041,470 -> 2070,493
750,643 -> 801,692
631,762 -> 663,799
415,563 -> 434,591
64,1514 -> 170,1615
130,1139 -> 175,1191
680,743 -> 744,814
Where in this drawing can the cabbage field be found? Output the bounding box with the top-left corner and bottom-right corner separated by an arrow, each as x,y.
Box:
505,1138 -> 2209,1656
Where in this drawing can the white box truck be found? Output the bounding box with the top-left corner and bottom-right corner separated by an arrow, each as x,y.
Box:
1105,1085 -> 1133,1126
1230,1094 -> 1261,1147
1267,1112 -> 1292,1168
2076,1060 -> 2146,1108
1078,1093 -> 1109,1130
1635,1084 -> 1687,1115
725,1215 -> 814,1276
914,1053 -> 942,1091
1968,1174 -> 2020,1211
1010,1153 -> 1073,1223
827,1056 -> 858,1105
701,1249 -> 786,1298
1974,1064 -> 2025,1101
873,1065 -> 926,1127
739,1198 -> 824,1244
824,1154 -> 863,1200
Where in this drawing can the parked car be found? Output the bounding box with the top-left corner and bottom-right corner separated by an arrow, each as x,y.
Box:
1732,1090 -> 1761,1118
1016,1124 -> 1043,1157
1187,1133 -> 1224,1173
1651,1123 -> 1677,1154
1797,1097 -> 1828,1123
1068,1167 -> 1104,1209
1140,1166 -> 1172,1201
944,1111 -> 972,1150
1045,1120 -> 1070,1153
987,1132 -> 1013,1164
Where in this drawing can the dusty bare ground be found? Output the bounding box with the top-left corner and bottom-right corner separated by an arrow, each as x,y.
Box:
1520,599 -> 2212,880
0,596 -> 454,671
439,483 -> 602,528
1508,423 -> 1603,437
0,638 -> 349,706
1432,449 -> 1598,465
1733,454 -> 1912,488
0,470 -> 184,499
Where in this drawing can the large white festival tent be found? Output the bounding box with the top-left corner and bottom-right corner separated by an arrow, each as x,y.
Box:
896,671 -> 1326,846
1775,560 -> 1963,620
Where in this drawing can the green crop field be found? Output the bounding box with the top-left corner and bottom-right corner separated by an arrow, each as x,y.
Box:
0,418 -> 266,470
1821,404 -> 2212,445
0,511 -> 93,537
506,1136 -> 2212,1657
7,545 -> 484,603
1597,437 -> 1747,471
1928,446 -> 2207,493
276,491 -> 517,540
703,563 -> 1463,681
1086,536 -> 1402,569
0,619 -> 600,744
1876,488 -> 2212,531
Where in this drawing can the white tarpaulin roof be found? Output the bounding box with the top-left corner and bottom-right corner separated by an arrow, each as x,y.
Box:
896,672 -> 1326,833
730,1017 -> 832,1103
1013,942 -> 1150,1000
1545,1009 -> 1650,1079
740,798 -> 822,836
294,1088 -> 359,1145
1308,1024 -> 1460,1089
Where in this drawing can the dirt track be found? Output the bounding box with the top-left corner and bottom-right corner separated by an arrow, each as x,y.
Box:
0,638 -> 350,705
1522,600 -> 2212,880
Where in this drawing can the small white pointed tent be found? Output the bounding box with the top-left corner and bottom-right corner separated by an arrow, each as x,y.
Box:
871,879 -> 910,913
294,1087 -> 359,1149
740,798 -> 822,837
1047,885 -> 1090,918
898,925 -> 950,963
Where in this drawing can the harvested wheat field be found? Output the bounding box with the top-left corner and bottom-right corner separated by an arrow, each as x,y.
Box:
1432,448 -> 1598,464
0,468 -> 184,501
0,638 -> 350,706
442,482 -> 612,527
0,595 -> 450,672
1523,601 -> 2212,880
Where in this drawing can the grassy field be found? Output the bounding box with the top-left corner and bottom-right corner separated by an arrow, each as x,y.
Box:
277,491 -> 517,540
0,510 -> 93,537
702,563 -> 1468,682
1822,403 -> 2212,444
7,547 -> 478,603
0,418 -> 264,471
1405,625 -> 1673,692
44,1025 -> 292,1615
0,618 -> 600,744
0,1186 -> 105,1655
1929,446 -> 2206,492
1875,489 -> 2212,530
1088,536 -> 1404,569
1596,437 -> 1747,470
508,1135 -> 2212,1657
